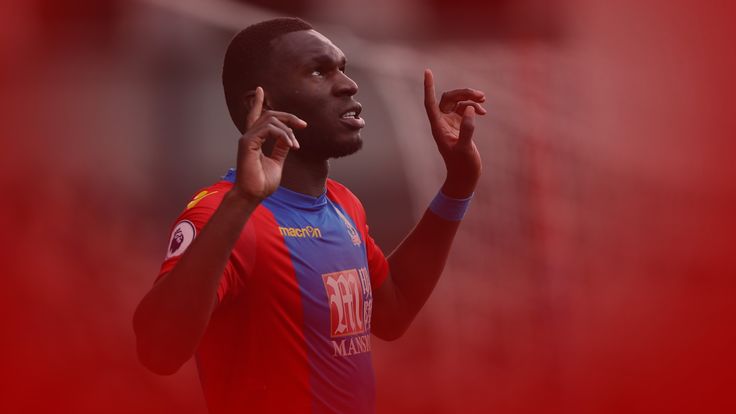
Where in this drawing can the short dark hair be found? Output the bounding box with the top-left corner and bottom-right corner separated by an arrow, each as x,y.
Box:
222,17 -> 313,133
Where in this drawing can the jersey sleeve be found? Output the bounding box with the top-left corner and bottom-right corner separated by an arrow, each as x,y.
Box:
156,187 -> 242,302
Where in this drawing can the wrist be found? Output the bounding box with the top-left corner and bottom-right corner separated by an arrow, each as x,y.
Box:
429,190 -> 474,221
441,174 -> 478,199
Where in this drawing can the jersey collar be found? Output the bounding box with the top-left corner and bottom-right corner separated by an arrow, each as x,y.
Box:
222,168 -> 328,211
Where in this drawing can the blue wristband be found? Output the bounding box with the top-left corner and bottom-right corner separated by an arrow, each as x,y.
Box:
429,191 -> 473,221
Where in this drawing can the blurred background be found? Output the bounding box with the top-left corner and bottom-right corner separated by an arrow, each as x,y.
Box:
1,0 -> 735,413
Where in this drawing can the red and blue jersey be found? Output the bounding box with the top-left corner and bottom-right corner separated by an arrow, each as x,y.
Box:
157,169 -> 389,414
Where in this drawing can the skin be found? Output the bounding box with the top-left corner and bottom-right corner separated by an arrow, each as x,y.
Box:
133,29 -> 485,374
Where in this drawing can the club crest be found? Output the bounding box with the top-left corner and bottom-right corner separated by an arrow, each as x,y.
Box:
333,207 -> 361,246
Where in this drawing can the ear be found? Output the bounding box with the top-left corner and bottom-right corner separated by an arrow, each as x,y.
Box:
243,89 -> 257,116
243,89 -> 273,114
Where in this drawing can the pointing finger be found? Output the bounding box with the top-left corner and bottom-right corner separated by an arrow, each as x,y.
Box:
424,69 -> 438,120
245,87 -> 264,130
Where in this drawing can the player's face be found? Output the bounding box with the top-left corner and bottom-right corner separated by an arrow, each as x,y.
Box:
264,30 -> 364,160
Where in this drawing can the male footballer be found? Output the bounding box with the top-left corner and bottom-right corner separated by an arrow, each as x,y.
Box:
133,17 -> 485,414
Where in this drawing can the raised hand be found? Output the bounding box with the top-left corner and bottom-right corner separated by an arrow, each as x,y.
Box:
423,69 -> 485,198
232,87 -> 307,202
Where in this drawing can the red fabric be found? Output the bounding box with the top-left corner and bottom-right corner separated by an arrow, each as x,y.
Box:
152,179 -> 388,413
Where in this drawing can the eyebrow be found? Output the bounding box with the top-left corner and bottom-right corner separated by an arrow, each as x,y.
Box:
307,54 -> 347,67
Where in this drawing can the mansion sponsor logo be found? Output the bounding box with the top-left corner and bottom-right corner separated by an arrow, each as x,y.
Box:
279,226 -> 322,239
322,268 -> 371,337
332,334 -> 371,357
322,268 -> 373,357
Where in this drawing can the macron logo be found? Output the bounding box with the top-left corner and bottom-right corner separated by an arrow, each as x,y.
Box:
279,226 -> 322,239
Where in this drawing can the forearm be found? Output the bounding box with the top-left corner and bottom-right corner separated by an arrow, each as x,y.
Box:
378,171 -> 475,338
133,189 -> 257,374
386,205 -> 462,326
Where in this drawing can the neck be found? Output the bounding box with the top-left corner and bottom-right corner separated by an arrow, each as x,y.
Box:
279,152 -> 329,197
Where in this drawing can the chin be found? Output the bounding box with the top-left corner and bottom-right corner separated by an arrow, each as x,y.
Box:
297,133 -> 363,161
331,135 -> 363,158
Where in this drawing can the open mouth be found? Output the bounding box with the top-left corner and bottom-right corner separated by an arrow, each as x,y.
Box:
339,104 -> 365,129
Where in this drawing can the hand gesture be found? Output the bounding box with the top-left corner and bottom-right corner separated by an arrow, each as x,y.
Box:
423,69 -> 485,198
232,87 -> 307,202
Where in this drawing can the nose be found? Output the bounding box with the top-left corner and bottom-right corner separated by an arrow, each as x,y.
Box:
333,71 -> 358,97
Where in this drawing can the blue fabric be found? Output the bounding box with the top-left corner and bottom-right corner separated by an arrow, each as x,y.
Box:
222,167 -> 236,183
429,191 -> 473,221
228,165 -> 376,413
263,193 -> 375,414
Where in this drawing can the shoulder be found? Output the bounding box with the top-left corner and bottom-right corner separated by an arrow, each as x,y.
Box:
174,180 -> 274,232
326,179 -> 364,209
165,180 -> 234,231
179,180 -> 233,214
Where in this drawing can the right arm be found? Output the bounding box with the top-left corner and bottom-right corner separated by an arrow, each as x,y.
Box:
132,87 -> 305,375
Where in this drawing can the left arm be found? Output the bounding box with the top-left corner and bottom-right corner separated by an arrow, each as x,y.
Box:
372,69 -> 485,340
